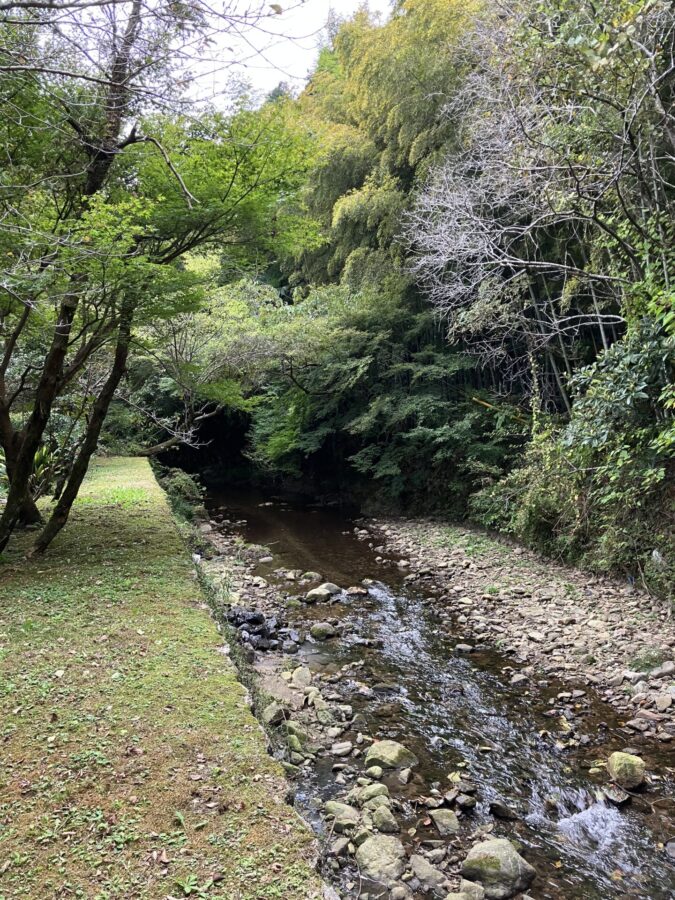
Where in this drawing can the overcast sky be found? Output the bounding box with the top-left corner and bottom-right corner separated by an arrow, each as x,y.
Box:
220,1 -> 387,98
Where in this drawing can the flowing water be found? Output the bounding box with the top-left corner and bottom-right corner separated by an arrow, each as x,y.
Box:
207,489 -> 675,900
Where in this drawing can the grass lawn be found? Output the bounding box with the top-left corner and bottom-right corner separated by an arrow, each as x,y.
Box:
0,458 -> 322,900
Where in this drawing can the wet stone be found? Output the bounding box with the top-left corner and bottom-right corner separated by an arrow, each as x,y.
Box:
456,792 -> 477,810
363,794 -> 390,812
355,835 -> 406,886
332,741 -> 353,757
365,740 -> 418,770
349,783 -> 389,806
261,700 -> 286,728
324,801 -> 360,832
429,808 -> 460,836
601,783 -> 631,805
462,838 -> 535,899
372,804 -> 399,833
488,800 -> 519,821
305,587 -> 333,602
607,751 -> 646,789
409,854 -> 448,897
450,880 -> 486,900
390,885 -> 412,900
311,621 -> 338,641
291,666 -> 312,689
329,837 -> 350,857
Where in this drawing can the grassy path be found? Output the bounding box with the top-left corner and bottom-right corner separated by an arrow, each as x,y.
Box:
0,458 -> 322,900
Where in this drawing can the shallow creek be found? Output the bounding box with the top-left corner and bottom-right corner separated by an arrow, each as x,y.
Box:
207,490 -> 675,900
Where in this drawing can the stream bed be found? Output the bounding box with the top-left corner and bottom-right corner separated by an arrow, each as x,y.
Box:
204,489 -> 675,900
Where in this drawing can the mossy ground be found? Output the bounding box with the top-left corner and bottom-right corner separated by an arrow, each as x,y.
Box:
0,458 -> 322,900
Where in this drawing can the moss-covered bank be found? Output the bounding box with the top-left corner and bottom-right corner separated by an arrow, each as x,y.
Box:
0,457 -> 322,899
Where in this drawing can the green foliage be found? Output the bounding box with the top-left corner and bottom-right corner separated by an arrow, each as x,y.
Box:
292,0 -> 478,286
155,466 -> 205,522
471,322 -> 674,598
2,0 -> 671,590
244,282 -> 523,511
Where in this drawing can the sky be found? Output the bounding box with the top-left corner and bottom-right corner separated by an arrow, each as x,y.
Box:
221,1 -> 387,97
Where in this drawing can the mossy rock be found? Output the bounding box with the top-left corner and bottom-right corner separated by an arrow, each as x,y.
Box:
355,835 -> 406,885
607,751 -> 646,789
364,739 -> 418,769
324,801 -> 360,832
462,838 -> 535,899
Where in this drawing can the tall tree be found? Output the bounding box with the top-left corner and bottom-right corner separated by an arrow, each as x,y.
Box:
0,0 -> 312,551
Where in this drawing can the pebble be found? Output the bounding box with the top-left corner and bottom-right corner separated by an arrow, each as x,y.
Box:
332,741 -> 353,757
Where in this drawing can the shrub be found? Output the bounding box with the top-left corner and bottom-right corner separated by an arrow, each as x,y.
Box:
471,322 -> 674,602
156,466 -> 205,522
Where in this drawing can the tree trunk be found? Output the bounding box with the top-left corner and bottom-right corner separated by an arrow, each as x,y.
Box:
0,411 -> 43,529
18,492 -> 43,527
0,292 -> 79,551
34,302 -> 134,554
0,4 -> 145,554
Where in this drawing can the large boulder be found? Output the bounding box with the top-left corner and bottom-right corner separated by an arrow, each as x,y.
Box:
365,739 -> 418,770
462,838 -> 535,899
324,801 -> 360,833
356,835 -> 406,886
607,751 -> 646,789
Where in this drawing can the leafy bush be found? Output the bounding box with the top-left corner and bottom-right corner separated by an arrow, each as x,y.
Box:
155,466 -> 205,522
246,283 -> 525,512
471,322 -> 674,600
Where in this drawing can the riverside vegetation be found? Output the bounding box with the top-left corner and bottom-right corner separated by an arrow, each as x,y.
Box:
0,0 -> 672,593
124,0 -> 670,602
1,0 -> 674,899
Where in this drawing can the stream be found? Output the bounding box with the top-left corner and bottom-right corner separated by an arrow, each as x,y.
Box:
206,489 -> 675,900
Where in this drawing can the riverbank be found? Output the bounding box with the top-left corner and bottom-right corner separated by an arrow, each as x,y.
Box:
0,458 -> 323,899
196,491 -> 675,900
369,518 -> 675,743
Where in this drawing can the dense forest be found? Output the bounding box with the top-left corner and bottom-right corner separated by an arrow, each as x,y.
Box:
0,0 -> 673,597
